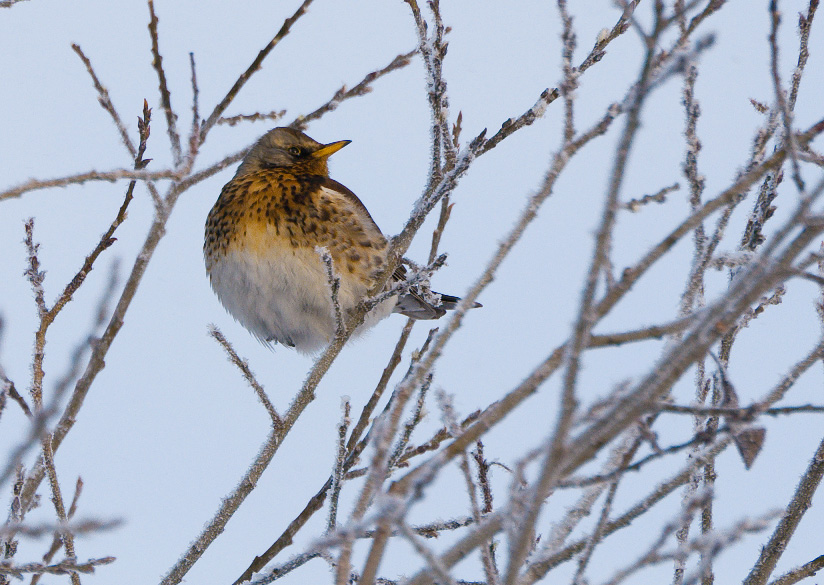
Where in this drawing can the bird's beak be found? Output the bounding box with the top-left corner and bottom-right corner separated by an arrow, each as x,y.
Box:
312,140 -> 351,159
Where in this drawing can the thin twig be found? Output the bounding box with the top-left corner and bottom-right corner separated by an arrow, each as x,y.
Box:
31,478 -> 85,585
589,316 -> 696,347
347,320 -> 415,455
0,168 -> 179,202
200,0 -> 316,139
768,555 -> 824,585
769,0 -> 804,193
0,557 -> 114,578
71,45 -> 164,208
624,183 -> 680,211
291,50 -> 416,131
208,326 -> 280,427
71,44 -> 136,157
658,403 -> 824,418
38,437 -> 79,585
147,0 -> 182,165
247,551 -> 322,584
327,399 -> 351,534
317,247 -> 345,338
389,375 -> 432,468
398,521 -> 458,585
217,110 -> 286,127
471,442 -> 499,585
1,518 -> 121,540
187,52 -> 201,171
571,434 -> 641,584
788,0 -> 818,112
558,0 -> 578,144
744,434 -> 824,585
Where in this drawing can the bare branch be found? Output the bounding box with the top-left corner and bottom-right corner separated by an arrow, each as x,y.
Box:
201,0 -> 316,139
316,247 -> 345,338
744,434 -> 824,585
291,50 -> 416,131
788,0 -> 818,111
208,325 -> 281,428
327,399 -> 350,534
0,557 -> 114,578
147,0 -> 182,165
658,403 -> 824,418
0,168 -> 179,202
0,518 -> 121,540
217,110 -> 286,127
71,43 -> 136,157
624,183 -> 680,211
768,555 -> 824,585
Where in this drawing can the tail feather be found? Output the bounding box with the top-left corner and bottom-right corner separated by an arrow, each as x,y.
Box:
394,291 -> 482,321
436,292 -> 482,311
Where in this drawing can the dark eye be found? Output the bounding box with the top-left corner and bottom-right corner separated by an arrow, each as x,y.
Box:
288,146 -> 302,156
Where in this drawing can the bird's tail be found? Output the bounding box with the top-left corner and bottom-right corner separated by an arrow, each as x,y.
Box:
394,291 -> 482,320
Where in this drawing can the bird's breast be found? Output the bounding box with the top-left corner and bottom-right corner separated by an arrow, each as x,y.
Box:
203,170 -> 395,352
205,221 -> 395,352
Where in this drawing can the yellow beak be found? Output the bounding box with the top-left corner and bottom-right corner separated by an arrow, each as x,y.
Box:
312,140 -> 351,159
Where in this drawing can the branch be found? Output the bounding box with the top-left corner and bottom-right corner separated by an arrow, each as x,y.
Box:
327,399 -> 350,534
208,325 -> 281,428
217,110 -> 286,127
657,403 -> 824,418
0,168 -> 178,202
0,557 -> 114,578
316,247 -> 345,338
147,0 -> 182,165
744,434 -> 824,585
230,322 -> 416,585
71,43 -> 136,157
290,50 -> 416,131
768,555 -> 824,585
200,0 -> 316,139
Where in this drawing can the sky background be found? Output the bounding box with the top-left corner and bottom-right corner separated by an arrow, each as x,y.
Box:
1,0 -> 823,583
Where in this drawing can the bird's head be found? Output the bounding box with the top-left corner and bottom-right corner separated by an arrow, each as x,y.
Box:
235,127 -> 350,177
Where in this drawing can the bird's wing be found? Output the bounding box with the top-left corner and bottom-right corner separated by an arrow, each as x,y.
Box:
317,178 -> 455,319
318,177 -> 385,237
389,263 -> 446,320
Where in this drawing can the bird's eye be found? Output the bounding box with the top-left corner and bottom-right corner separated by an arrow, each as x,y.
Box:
288,146 -> 302,157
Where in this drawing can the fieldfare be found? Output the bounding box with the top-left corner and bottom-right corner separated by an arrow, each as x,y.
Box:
204,127 -> 476,354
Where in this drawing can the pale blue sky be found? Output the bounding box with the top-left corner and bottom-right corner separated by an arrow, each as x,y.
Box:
1,1 -> 823,584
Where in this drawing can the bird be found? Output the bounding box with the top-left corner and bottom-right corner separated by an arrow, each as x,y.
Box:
204,127 -> 477,354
